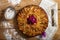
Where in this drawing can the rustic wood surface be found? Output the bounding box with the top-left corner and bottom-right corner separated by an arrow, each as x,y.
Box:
0,0 -> 60,40
55,0 -> 60,9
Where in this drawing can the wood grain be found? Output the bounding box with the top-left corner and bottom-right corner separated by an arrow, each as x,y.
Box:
55,0 -> 60,9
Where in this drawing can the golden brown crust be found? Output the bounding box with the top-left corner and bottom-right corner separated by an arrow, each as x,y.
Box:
17,5 -> 48,37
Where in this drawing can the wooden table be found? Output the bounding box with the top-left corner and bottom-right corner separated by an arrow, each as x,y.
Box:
0,0 -> 60,40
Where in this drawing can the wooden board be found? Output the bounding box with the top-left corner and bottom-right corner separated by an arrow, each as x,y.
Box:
0,0 -> 41,11
55,0 -> 60,9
